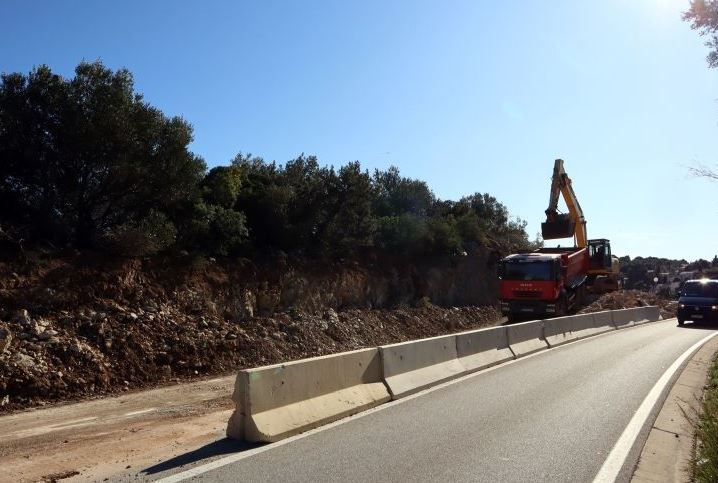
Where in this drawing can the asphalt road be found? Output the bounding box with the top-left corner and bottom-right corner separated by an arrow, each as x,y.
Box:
149,320 -> 715,483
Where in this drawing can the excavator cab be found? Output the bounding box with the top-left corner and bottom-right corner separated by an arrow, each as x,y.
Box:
587,238 -> 620,292
588,239 -> 612,271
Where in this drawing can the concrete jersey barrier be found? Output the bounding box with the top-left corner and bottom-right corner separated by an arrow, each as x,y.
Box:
633,305 -> 661,325
506,320 -> 548,357
226,347 -> 390,442
612,308 -> 637,328
592,310 -> 615,332
543,314 -> 594,347
226,306 -> 664,443
644,305 -> 661,322
543,312 -> 615,347
456,325 -> 514,372
612,306 -> 661,328
380,333 -> 465,399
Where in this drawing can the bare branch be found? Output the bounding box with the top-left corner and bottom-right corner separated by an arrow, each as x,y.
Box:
689,163 -> 718,181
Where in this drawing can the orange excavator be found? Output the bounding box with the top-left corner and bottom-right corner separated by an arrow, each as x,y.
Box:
497,160 -> 619,321
541,159 -> 619,293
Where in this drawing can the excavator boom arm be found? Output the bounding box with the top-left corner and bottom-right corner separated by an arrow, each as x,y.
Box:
541,159 -> 587,247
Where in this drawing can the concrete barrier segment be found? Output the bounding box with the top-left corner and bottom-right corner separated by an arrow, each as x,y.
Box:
612,306 -> 661,328
543,312 -> 616,348
456,325 -> 514,373
506,320 -> 548,357
591,310 -> 615,332
543,314 -> 588,347
380,333 -> 465,399
227,347 -> 390,443
644,305 -> 661,321
611,308 -> 637,329
632,306 -> 662,325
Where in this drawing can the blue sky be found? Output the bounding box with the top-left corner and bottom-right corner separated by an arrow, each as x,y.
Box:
2,0 -> 717,261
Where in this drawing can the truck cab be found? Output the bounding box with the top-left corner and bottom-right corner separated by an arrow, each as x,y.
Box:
498,247 -> 588,321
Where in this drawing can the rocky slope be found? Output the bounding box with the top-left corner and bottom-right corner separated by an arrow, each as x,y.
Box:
0,250 -> 501,412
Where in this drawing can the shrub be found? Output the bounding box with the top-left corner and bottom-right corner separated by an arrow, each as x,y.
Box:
374,214 -> 427,251
100,211 -> 177,257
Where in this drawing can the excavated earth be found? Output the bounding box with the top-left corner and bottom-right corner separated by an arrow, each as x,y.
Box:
0,252 -> 503,413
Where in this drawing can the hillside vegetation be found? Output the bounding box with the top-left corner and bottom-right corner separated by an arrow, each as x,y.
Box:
0,61 -> 538,261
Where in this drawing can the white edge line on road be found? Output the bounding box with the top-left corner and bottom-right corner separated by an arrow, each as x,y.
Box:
154,318 -> 680,483
593,329 -> 718,483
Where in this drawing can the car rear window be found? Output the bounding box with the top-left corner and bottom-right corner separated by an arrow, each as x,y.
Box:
682,282 -> 718,297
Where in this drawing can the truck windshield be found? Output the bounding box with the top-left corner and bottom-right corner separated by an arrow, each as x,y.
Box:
503,261 -> 553,281
682,282 -> 718,297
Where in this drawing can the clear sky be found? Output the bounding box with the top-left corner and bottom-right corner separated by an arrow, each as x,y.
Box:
2,0 -> 717,261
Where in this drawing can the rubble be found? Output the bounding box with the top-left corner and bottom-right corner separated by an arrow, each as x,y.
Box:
0,256 -> 502,412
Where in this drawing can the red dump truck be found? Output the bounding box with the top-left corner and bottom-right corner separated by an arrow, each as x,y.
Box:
498,246 -> 590,321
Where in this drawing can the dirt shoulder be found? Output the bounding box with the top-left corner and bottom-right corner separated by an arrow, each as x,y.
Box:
0,375 -> 235,483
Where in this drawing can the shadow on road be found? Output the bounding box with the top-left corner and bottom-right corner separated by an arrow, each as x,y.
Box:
677,321 -> 718,330
141,438 -> 261,475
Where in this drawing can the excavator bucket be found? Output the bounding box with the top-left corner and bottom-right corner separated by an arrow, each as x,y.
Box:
541,214 -> 575,240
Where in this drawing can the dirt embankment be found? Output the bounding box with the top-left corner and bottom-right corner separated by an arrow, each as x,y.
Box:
0,251 -> 502,413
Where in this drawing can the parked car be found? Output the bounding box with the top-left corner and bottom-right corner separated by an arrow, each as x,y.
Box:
677,279 -> 718,326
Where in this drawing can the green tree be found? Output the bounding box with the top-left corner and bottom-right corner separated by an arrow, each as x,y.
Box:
321,161 -> 375,253
424,216 -> 462,253
373,166 -> 434,217
374,214 -> 427,251
201,165 -> 243,208
0,61 -> 205,248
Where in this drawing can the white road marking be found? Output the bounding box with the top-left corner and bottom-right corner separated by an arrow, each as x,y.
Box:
593,330 -> 718,483
155,320 -> 677,483
123,408 -> 157,417
5,416 -> 100,439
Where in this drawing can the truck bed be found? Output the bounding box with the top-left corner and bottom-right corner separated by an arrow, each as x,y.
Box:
535,247 -> 583,255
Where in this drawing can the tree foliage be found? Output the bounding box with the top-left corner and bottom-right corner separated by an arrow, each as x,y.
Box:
0,61 -> 534,259
685,0 -> 718,67
0,61 -> 205,249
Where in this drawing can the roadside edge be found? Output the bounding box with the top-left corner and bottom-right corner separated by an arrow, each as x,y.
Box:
631,328 -> 718,483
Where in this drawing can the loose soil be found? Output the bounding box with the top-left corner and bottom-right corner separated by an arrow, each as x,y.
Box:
0,253 -> 502,413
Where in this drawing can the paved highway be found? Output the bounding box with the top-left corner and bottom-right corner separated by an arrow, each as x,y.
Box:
147,320 -> 715,483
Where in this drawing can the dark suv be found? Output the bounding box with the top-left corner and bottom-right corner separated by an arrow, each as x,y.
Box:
677,279 -> 718,326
